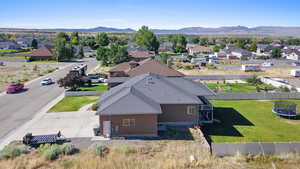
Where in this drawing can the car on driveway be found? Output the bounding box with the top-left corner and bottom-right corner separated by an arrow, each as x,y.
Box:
41,78 -> 54,85
5,83 -> 24,93
87,74 -> 101,83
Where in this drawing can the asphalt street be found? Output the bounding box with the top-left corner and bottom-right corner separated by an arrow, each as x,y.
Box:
0,58 -> 98,144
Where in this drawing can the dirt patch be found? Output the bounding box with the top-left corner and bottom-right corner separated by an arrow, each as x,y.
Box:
0,62 -> 68,92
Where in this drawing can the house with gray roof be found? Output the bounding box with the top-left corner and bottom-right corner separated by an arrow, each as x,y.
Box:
0,41 -> 21,50
96,73 -> 215,137
218,45 -> 252,59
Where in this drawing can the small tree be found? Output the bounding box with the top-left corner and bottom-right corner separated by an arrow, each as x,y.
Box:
57,73 -> 90,91
31,39 -> 38,49
271,48 -> 282,58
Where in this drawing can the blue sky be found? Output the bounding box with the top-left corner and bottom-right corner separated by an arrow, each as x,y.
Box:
1,0 -> 300,29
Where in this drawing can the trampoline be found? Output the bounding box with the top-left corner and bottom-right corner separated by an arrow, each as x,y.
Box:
272,101 -> 298,117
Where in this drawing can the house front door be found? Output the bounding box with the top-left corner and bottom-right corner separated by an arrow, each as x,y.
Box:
103,121 -> 111,138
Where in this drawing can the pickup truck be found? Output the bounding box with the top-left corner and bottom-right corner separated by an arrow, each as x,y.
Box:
5,83 -> 24,94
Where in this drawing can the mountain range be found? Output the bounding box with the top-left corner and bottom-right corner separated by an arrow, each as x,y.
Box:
1,26 -> 300,37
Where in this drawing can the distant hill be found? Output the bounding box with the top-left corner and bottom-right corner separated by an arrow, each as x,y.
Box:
1,26 -> 300,37
51,26 -> 136,33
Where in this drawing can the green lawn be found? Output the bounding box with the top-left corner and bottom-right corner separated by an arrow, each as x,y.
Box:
205,83 -> 276,93
0,49 -> 20,53
78,85 -> 108,91
0,56 -> 26,59
203,100 -> 300,142
48,96 -> 99,112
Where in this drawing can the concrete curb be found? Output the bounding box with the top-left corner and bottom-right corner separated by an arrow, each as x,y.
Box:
0,93 -> 65,150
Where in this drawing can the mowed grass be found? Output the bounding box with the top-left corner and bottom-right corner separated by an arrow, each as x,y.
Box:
203,100 -> 300,142
0,56 -> 26,59
79,84 -> 108,91
48,96 -> 99,112
205,83 -> 276,93
206,83 -> 257,93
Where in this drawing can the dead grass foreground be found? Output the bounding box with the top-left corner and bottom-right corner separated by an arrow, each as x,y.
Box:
1,140 -> 300,169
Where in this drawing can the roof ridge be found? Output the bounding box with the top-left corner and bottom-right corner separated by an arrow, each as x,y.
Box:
130,86 -> 161,112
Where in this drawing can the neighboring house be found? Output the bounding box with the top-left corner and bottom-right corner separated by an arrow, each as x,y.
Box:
187,45 -> 213,55
284,49 -> 300,61
191,57 -> 207,65
218,45 -> 252,59
128,49 -> 156,62
26,45 -> 53,61
158,42 -> 173,52
108,58 -> 184,88
0,41 -> 21,50
256,44 -> 274,55
16,38 -> 31,48
96,73 -> 215,137
170,55 -> 188,62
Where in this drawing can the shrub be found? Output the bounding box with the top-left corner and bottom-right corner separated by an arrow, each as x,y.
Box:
0,141 -> 30,160
91,104 -> 99,111
33,65 -> 39,71
183,65 -> 192,70
246,75 -> 262,85
42,144 -> 63,161
92,143 -> 109,157
38,143 -> 76,161
61,143 -> 77,155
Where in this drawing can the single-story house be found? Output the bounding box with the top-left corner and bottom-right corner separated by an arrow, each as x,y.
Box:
128,49 -> 156,62
96,73 -> 215,137
26,45 -> 53,61
16,38 -> 31,48
187,45 -> 213,55
284,49 -> 300,61
218,45 -> 252,59
0,41 -> 21,50
107,58 -> 184,88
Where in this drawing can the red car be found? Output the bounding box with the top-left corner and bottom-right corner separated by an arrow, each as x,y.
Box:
5,83 -> 24,94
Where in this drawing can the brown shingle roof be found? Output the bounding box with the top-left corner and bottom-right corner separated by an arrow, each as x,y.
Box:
129,50 -> 155,59
127,59 -> 184,77
188,45 -> 213,52
109,58 -> 184,77
27,46 -> 53,57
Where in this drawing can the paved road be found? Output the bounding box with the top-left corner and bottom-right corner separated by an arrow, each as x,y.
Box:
0,58 -> 98,144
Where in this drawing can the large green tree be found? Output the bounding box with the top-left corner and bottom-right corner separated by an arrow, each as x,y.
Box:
53,32 -> 73,61
96,46 -> 110,66
96,32 -> 110,46
170,35 -> 187,53
70,32 -> 79,45
133,26 -> 160,53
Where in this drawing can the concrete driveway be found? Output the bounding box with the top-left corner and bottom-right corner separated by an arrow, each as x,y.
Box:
24,104 -> 98,138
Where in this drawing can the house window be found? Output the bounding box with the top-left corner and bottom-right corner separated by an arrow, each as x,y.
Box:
187,105 -> 197,115
122,119 -> 135,127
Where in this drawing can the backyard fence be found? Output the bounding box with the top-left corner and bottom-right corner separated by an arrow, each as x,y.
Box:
212,142 -> 300,156
65,91 -> 103,97
206,92 -> 300,100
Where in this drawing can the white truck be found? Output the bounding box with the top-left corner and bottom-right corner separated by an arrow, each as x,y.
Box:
291,70 -> 300,77
241,64 -> 261,72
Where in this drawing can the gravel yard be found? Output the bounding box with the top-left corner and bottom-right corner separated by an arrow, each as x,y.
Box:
0,62 -> 70,92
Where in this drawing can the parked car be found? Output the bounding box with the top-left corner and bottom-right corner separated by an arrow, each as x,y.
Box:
88,74 -> 101,83
41,78 -> 54,85
262,62 -> 274,67
5,82 -> 24,93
